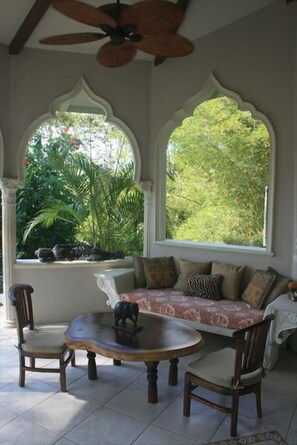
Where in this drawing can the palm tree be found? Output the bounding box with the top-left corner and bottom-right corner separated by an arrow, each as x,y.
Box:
24,152 -> 144,255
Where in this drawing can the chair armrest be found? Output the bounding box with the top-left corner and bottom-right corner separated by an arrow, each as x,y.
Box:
95,268 -> 135,308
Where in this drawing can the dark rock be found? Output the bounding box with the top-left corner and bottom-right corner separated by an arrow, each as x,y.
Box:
35,248 -> 55,262
51,243 -> 125,261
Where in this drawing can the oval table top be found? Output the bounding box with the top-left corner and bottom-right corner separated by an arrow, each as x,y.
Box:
64,311 -> 204,362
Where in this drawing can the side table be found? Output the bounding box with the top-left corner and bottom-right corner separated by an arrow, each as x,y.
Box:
264,293 -> 297,369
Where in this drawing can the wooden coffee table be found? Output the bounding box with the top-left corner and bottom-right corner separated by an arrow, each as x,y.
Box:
64,311 -> 204,403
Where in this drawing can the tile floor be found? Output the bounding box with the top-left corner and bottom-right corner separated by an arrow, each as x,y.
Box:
0,301 -> 296,445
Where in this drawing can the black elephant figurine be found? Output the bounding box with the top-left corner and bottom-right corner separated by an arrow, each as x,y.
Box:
113,301 -> 142,333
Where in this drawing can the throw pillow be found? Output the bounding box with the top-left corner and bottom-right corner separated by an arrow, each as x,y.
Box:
173,258 -> 211,291
133,256 -> 147,288
241,270 -> 277,309
184,272 -> 223,300
211,261 -> 246,301
264,266 -> 290,306
143,256 -> 177,289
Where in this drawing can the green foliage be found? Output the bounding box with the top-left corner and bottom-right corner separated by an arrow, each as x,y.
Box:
166,97 -> 270,247
17,119 -> 78,258
17,113 -> 144,258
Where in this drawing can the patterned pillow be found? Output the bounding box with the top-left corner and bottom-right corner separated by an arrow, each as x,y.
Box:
184,273 -> 223,300
173,258 -> 211,291
143,256 -> 177,289
241,270 -> 277,309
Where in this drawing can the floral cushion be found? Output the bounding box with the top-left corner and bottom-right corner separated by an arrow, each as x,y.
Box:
120,288 -> 263,330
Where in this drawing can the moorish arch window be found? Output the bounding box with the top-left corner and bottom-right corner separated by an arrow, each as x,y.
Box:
16,78 -> 145,260
157,74 -> 275,253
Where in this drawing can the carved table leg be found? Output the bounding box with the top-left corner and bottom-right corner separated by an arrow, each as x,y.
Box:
145,361 -> 159,403
87,351 -> 97,380
113,359 -> 121,366
168,358 -> 179,385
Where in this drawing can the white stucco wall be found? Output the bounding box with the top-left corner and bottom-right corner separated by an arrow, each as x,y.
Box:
13,259 -> 132,324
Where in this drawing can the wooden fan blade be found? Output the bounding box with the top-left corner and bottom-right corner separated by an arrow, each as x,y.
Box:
40,32 -> 105,45
97,41 -> 136,67
99,3 -> 130,23
135,32 -> 193,57
121,1 -> 184,33
52,0 -> 116,28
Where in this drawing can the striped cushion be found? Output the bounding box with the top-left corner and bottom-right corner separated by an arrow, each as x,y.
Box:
185,273 -> 223,300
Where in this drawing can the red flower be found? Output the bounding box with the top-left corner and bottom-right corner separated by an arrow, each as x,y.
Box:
24,159 -> 29,167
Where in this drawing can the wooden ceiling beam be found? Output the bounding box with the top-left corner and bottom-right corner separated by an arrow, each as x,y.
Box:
154,0 -> 191,66
9,0 -> 53,55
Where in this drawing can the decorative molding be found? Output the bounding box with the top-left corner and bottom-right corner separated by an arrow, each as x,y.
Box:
0,178 -> 23,203
139,180 -> 153,193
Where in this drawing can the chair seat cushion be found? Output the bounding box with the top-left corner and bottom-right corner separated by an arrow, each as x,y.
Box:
22,324 -> 69,354
187,348 -> 263,388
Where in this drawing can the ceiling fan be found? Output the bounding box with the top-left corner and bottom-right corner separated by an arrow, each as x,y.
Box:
39,0 -> 194,67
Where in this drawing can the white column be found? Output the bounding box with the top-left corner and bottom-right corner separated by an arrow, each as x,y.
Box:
0,178 -> 22,325
292,29 -> 297,280
139,181 -> 153,258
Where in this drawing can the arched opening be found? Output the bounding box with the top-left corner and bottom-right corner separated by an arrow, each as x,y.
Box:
156,74 -> 275,254
17,112 -> 144,259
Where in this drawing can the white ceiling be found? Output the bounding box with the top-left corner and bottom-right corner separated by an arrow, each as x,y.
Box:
0,0 -> 276,62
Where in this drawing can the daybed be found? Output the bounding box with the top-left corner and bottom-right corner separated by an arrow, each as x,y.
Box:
95,257 -> 290,337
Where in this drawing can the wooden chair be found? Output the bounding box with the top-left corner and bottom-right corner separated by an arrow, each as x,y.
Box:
9,283 -> 75,392
183,315 -> 274,437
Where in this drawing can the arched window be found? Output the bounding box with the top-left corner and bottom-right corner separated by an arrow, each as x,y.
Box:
166,96 -> 270,248
14,78 -> 145,260
16,112 -> 144,259
156,75 -> 275,254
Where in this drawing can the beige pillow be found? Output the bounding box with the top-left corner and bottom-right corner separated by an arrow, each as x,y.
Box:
133,256 -> 147,288
143,256 -> 177,289
264,267 -> 290,306
174,259 -> 211,291
241,270 -> 277,309
211,261 -> 246,300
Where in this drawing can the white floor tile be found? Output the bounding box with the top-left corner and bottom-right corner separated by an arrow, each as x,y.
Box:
153,395 -> 226,443
22,391 -> 100,435
105,381 -> 178,422
66,406 -> 148,445
0,380 -> 58,414
0,405 -> 18,428
133,425 -> 203,445
0,416 -> 60,445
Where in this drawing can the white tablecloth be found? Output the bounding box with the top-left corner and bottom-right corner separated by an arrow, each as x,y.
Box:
263,293 -> 297,369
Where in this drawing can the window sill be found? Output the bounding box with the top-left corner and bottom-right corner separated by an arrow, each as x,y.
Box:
155,239 -> 274,257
